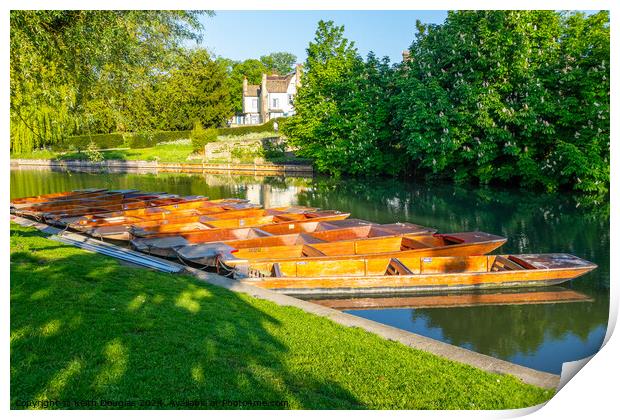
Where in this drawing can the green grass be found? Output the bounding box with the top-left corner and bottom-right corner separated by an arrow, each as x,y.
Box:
10,223 -> 553,409
12,144 -> 200,163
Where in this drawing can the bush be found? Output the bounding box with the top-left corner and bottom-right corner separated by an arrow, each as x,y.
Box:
124,132 -> 156,149
190,122 -> 218,152
53,133 -> 124,152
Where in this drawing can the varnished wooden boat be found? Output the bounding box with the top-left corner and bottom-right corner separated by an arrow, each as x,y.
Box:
240,253 -> 597,294
41,194 -> 196,223
10,188 -> 108,207
132,220 -> 435,258
13,190 -> 153,218
306,287 -> 594,308
65,200 -> 258,230
90,207 -> 344,241
203,231 -> 506,268
129,209 -> 349,239
13,189 -> 141,212
79,204 -> 283,241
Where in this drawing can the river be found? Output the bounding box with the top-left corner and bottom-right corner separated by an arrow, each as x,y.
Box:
10,167 -> 610,374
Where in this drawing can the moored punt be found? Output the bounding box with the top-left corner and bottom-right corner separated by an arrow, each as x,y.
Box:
130,209 -> 349,239
12,189 -> 148,217
41,193 -> 187,224
79,204 -> 278,241
306,287 -> 594,308
210,231 -> 506,268
10,188 -> 108,207
133,220 -> 435,259
240,253 -> 597,295
64,199 -> 257,230
63,197 -> 249,226
12,189 -> 140,212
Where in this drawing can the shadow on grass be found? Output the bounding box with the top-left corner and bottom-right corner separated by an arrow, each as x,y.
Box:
10,244 -> 362,409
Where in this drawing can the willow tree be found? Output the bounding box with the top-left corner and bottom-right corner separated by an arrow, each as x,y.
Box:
10,10 -> 208,153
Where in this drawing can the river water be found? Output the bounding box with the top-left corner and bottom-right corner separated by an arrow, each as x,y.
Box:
10,167 -> 610,375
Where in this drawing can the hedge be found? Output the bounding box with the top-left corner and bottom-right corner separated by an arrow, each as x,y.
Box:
51,133 -> 125,151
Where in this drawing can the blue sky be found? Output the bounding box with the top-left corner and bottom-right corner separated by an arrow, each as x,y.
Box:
195,10 -> 448,64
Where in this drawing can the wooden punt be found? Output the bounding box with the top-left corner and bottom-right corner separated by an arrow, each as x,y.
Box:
64,199 -> 257,229
132,220 -> 435,258
62,197 -> 249,226
306,287 -> 594,308
209,232 -> 507,268
38,192 -> 203,224
126,210 -> 352,242
78,203 -> 273,240
129,208 -> 347,238
13,190 -> 156,219
240,253 -> 597,295
13,189 -> 141,212
41,193 -> 193,223
10,188 -> 108,207
89,207 -> 336,241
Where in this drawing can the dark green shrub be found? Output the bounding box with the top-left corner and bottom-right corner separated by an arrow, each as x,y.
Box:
53,133 -> 124,151
124,133 -> 156,149
191,122 -> 219,152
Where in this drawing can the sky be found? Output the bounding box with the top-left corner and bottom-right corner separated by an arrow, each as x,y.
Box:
194,10 -> 449,64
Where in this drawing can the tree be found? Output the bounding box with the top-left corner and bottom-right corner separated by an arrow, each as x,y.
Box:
260,52 -> 297,75
10,10 -> 208,152
392,10 -> 609,193
153,49 -> 234,130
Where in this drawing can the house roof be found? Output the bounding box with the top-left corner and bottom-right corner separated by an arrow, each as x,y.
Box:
266,74 -> 294,93
245,85 -> 260,97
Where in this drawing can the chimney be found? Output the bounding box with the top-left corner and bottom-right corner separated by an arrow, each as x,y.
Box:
260,73 -> 269,123
242,77 -> 248,113
402,50 -> 411,62
295,64 -> 302,88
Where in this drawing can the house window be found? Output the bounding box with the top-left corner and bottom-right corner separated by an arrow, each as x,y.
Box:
288,94 -> 294,105
251,99 -> 258,110
272,98 -> 279,109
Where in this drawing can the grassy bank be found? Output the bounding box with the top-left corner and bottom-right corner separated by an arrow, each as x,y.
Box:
10,223 -> 552,409
10,133 -> 303,165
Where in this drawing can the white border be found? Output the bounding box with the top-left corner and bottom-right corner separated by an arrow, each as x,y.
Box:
3,1 -> 616,419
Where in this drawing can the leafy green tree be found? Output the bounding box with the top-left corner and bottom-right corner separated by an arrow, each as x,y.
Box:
284,21 -> 396,176
393,11 -> 609,193
260,52 -> 297,75
139,49 -> 233,130
10,10 -> 208,152
221,58 -> 268,114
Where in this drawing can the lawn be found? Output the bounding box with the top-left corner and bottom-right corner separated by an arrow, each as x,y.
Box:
10,223 -> 553,409
11,143 -> 200,163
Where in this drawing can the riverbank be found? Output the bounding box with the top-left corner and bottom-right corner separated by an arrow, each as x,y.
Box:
10,159 -> 313,177
10,223 -> 553,409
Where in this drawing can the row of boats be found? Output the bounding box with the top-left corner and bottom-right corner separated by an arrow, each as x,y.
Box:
11,188 -> 597,296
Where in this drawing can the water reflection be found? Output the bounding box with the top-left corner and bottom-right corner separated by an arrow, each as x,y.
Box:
10,167 -> 610,374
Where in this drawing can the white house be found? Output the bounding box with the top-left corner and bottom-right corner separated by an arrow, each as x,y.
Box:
233,64 -> 301,125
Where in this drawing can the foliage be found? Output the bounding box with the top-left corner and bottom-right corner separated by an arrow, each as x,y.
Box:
283,21 -> 398,176
52,133 -> 125,152
260,52 -> 297,75
126,49 -> 234,132
10,10 -> 208,153
393,11 -> 609,193
84,141 -> 104,162
220,58 -> 268,114
190,121 -> 219,152
10,222 -> 553,409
